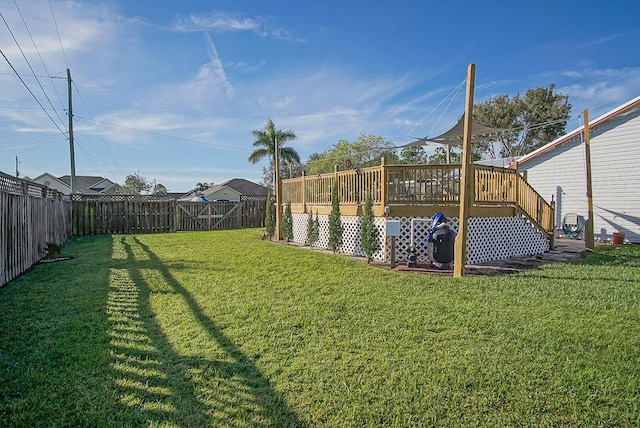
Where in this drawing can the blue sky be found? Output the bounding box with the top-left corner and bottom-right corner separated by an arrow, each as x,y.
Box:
1,0 -> 639,192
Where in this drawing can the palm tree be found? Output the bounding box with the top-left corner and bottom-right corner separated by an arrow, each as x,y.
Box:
248,119 -> 299,188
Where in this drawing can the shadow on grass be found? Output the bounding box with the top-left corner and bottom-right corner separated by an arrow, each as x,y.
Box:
520,245 -> 640,283
573,245 -> 640,267
108,236 -> 301,426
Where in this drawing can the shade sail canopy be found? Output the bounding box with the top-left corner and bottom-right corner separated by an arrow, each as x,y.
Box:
402,114 -> 507,148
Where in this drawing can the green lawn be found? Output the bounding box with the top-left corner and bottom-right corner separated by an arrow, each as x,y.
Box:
1,229 -> 639,427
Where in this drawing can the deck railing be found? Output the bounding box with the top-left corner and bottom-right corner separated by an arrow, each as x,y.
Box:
281,161 -> 554,238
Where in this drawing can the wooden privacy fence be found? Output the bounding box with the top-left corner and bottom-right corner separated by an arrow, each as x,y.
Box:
72,194 -> 176,235
1,171 -> 71,287
72,195 -> 267,235
176,196 -> 266,231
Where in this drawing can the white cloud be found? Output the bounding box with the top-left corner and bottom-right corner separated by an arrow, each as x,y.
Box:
555,67 -> 640,115
173,11 -> 304,42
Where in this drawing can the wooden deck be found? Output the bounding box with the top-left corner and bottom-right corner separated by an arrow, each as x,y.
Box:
281,160 -> 555,239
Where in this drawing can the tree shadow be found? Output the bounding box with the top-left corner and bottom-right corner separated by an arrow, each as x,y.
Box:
108,235 -> 302,426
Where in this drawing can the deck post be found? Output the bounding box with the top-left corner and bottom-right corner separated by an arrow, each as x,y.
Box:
274,136 -> 282,240
514,162 -> 520,217
380,157 -> 387,213
550,199 -> 556,250
302,170 -> 307,214
583,109 -> 595,252
454,63 -> 476,277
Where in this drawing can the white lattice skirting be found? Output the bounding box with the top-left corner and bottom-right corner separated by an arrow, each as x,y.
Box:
290,212 -> 549,265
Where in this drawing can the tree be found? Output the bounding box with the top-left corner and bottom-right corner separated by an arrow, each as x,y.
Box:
426,146 -> 483,164
400,145 -> 427,164
152,183 -> 168,194
282,200 -> 294,243
306,134 -> 400,175
121,171 -> 151,195
265,191 -> 275,240
473,84 -> 571,158
248,119 -> 300,189
260,158 -> 306,190
307,210 -> 320,247
328,183 -> 343,253
195,182 -> 212,191
359,190 -> 379,263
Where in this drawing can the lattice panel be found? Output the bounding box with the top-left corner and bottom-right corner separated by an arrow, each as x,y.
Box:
467,215 -> 549,265
291,213 -> 385,260
292,212 -> 548,265
384,216 -> 460,263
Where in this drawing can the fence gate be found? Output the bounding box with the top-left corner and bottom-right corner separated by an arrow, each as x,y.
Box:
176,196 -> 266,231
71,195 -> 267,235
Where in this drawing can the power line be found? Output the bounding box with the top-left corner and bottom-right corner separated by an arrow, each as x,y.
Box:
74,138 -> 103,176
72,81 -> 124,182
0,8 -> 66,132
0,139 -> 65,150
48,0 -> 69,68
0,47 -> 66,136
73,117 -> 119,181
13,0 -> 66,119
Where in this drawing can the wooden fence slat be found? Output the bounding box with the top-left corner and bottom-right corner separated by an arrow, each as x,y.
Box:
1,171 -> 72,287
68,195 -> 264,235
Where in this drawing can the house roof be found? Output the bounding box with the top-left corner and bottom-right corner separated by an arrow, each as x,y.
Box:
518,95 -> 640,165
32,172 -> 68,188
57,175 -> 119,194
218,178 -> 269,196
178,178 -> 269,201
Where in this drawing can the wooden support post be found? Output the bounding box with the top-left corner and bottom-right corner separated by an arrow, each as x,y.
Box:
550,199 -> 556,250
454,63 -> 476,278
390,236 -> 396,269
583,109 -> 595,252
302,170 -> 307,214
380,157 -> 387,213
274,137 -> 282,240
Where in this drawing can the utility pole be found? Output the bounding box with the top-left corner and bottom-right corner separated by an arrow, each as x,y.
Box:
15,156 -> 19,177
67,68 -> 76,194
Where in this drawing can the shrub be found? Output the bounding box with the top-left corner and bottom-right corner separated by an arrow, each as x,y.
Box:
328,183 -> 343,253
44,242 -> 61,258
265,191 -> 275,240
283,201 -> 294,243
359,190 -> 379,263
307,210 -> 320,247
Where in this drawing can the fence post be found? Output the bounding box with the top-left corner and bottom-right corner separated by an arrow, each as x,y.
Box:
302,171 -> 307,214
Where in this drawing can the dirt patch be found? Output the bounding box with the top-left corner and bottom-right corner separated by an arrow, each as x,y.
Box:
36,256 -> 74,264
273,238 -> 589,276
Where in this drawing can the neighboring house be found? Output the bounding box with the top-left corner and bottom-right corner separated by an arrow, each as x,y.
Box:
32,173 -> 121,195
179,178 -> 269,202
517,95 -> 640,243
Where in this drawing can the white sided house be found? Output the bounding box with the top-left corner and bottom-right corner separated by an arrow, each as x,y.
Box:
517,95 -> 640,243
31,173 -> 120,195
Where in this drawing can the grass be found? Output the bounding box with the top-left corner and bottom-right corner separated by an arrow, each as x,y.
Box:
1,229 -> 639,427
